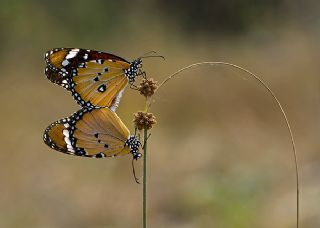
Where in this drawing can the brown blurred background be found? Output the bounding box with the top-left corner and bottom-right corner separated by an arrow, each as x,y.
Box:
0,0 -> 319,227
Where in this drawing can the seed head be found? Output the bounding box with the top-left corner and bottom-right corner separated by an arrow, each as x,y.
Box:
133,111 -> 157,130
138,78 -> 158,97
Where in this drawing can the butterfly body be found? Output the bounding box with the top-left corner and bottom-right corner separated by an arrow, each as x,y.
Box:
43,107 -> 142,159
45,48 -> 143,108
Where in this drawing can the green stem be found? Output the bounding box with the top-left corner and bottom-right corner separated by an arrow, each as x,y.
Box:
143,127 -> 148,228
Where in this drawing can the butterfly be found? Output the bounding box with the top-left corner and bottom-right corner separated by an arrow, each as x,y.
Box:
44,48 -> 144,109
43,107 -> 142,160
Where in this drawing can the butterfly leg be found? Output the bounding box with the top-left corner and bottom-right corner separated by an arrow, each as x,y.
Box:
132,158 -> 141,184
134,128 -> 144,142
141,71 -> 147,79
130,83 -> 139,90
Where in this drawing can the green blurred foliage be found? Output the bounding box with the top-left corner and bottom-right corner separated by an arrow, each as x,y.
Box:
156,0 -> 285,34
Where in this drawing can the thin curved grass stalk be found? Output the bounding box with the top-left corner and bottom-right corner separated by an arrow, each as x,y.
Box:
156,62 -> 299,228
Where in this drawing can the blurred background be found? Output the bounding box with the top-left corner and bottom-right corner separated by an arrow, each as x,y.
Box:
0,0 -> 319,227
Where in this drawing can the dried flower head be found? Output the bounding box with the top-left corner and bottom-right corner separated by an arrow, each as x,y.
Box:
133,111 -> 157,130
138,78 -> 158,97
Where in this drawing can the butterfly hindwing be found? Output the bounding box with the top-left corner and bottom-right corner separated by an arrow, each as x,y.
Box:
43,107 -> 133,158
44,48 -> 142,108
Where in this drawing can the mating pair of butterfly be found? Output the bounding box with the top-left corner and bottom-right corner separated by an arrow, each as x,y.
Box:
43,48 -> 146,160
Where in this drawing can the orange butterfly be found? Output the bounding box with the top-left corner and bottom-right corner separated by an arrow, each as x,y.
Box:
43,107 -> 142,160
44,48 -> 144,109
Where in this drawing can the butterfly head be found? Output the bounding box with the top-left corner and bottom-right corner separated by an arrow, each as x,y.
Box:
125,59 -> 143,83
125,135 -> 142,160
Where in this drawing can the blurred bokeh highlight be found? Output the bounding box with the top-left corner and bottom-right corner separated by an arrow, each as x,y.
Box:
0,0 -> 319,227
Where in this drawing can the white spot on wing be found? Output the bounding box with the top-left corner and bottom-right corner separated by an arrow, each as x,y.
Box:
66,49 -> 79,59
62,60 -> 69,66
64,137 -> 72,146
67,144 -> 75,152
63,130 -> 69,137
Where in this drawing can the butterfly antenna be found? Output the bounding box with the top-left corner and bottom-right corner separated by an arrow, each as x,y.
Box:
140,55 -> 165,60
132,158 -> 141,184
139,51 -> 157,58
137,51 -> 165,60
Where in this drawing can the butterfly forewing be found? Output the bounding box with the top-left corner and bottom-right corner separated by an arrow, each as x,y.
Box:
45,48 -> 129,70
73,72 -> 128,107
43,107 -> 131,158
44,48 -> 133,108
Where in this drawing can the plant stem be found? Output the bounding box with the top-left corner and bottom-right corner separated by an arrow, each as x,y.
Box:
143,126 -> 148,228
